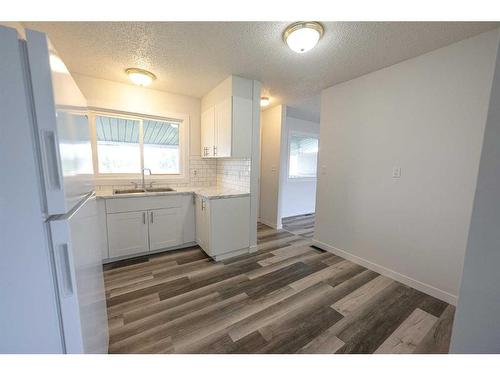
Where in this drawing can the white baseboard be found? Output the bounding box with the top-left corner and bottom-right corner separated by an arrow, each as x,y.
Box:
258,218 -> 282,230
102,242 -> 197,264
213,247 -> 251,261
312,239 -> 458,305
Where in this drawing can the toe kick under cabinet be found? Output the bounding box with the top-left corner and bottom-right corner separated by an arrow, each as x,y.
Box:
195,195 -> 250,261
103,194 -> 195,260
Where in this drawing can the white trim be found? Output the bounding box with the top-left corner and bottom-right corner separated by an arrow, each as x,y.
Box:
102,241 -> 197,264
212,247 -> 251,261
258,218 -> 282,230
312,239 -> 458,305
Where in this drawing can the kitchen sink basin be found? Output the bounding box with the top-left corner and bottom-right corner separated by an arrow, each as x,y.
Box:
113,187 -> 176,195
113,188 -> 147,194
145,187 -> 176,192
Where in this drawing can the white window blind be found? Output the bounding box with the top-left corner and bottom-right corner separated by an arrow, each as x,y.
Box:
288,133 -> 319,179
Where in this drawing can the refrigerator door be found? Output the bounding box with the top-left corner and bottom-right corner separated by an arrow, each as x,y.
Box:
0,25 -> 64,354
25,29 -> 93,215
49,193 -> 109,354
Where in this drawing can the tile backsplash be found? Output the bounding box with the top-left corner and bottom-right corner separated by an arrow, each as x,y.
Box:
189,156 -> 217,187
216,158 -> 251,191
95,156 -> 251,191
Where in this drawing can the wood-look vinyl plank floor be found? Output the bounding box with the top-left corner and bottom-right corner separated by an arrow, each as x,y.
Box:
103,222 -> 455,354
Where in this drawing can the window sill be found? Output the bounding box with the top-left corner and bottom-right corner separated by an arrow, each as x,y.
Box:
287,177 -> 318,183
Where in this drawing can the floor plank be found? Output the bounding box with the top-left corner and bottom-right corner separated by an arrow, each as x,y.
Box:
374,308 -> 438,354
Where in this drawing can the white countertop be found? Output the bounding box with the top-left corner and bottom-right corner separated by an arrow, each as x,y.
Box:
95,186 -> 250,200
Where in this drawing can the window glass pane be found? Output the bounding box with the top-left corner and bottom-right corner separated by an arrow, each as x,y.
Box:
143,120 -> 180,174
289,134 -> 319,178
96,115 -> 141,173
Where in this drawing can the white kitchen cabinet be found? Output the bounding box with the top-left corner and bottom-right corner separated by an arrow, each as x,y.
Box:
148,207 -> 182,251
214,97 -> 232,157
201,96 -> 252,158
201,106 -> 215,157
107,211 -> 149,258
195,196 -> 250,260
104,194 -> 195,261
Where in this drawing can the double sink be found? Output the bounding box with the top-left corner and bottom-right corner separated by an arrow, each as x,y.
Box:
113,187 -> 176,195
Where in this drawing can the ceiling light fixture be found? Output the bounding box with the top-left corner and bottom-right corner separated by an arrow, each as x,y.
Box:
260,97 -> 270,107
49,54 -> 69,74
125,68 -> 157,86
283,22 -> 324,54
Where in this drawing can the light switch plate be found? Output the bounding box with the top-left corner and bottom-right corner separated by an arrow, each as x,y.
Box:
392,167 -> 402,178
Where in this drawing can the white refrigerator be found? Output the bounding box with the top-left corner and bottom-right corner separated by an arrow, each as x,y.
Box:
0,26 -> 108,353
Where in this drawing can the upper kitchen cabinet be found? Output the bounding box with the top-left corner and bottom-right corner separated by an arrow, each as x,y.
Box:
201,76 -> 254,158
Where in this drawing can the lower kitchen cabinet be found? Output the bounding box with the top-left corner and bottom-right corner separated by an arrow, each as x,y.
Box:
195,195 -> 250,260
107,211 -> 149,258
148,207 -> 182,251
104,194 -> 195,260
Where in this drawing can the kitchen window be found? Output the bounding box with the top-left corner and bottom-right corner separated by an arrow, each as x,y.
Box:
90,111 -> 188,181
288,132 -> 319,179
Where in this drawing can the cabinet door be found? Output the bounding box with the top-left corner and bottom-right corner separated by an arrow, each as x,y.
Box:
210,197 -> 250,256
214,97 -> 232,157
107,211 -> 149,258
148,208 -> 183,251
201,107 -> 215,158
195,196 -> 210,253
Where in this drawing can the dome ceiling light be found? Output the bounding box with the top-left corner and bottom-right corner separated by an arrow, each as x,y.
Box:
283,22 -> 324,54
125,68 -> 157,86
260,97 -> 270,107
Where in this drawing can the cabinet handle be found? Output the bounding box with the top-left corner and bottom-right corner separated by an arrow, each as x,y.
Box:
142,212 -> 146,224
150,211 -> 154,224
213,145 -> 217,156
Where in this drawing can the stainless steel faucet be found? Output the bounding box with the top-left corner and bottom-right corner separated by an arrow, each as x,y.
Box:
141,168 -> 152,190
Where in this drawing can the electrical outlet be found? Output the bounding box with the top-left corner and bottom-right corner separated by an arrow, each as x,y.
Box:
392,167 -> 402,178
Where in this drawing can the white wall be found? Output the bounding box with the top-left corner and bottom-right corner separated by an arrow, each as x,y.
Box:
450,35 -> 500,353
259,105 -> 285,229
280,115 -> 320,218
73,74 -> 201,156
314,29 -> 500,304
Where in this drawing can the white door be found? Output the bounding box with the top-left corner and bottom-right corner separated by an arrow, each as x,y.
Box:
201,107 -> 215,158
215,97 -> 232,157
148,208 -> 183,251
107,211 -> 149,258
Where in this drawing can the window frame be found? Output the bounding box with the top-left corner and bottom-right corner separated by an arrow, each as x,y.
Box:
286,130 -> 319,182
89,109 -> 189,185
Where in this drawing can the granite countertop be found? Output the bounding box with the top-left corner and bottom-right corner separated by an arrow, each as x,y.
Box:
95,186 -> 250,200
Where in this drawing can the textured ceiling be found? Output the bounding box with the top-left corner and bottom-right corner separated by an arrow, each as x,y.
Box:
24,22 -> 500,111
286,95 -> 322,123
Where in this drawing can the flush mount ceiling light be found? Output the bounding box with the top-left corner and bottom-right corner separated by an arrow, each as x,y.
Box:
283,22 -> 324,53
125,68 -> 157,86
49,54 -> 69,74
260,97 -> 270,107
